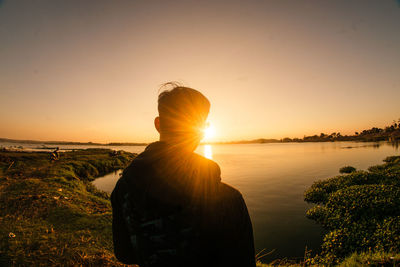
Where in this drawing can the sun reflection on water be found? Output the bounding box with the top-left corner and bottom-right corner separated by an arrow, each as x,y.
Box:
204,144 -> 213,159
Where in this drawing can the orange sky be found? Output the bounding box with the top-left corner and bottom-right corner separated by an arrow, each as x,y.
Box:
0,0 -> 399,143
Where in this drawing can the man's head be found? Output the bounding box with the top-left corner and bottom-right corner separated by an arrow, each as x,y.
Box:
155,82 -> 210,151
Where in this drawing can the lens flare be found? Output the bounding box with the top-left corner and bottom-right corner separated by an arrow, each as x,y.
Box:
204,144 -> 213,159
203,123 -> 216,141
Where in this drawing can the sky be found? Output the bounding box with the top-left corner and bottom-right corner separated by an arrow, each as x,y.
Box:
0,0 -> 399,143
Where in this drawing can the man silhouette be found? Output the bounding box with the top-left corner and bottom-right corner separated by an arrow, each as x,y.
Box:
111,83 -> 255,267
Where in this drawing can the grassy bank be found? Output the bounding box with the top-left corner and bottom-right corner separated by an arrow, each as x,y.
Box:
0,149 -> 136,266
304,155 -> 400,265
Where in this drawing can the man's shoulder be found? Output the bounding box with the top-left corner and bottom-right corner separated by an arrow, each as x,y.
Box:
189,152 -> 221,178
218,182 -> 243,200
120,151 -> 151,176
111,153 -> 148,196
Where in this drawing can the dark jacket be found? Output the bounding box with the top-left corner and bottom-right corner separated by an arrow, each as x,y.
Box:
111,142 -> 255,267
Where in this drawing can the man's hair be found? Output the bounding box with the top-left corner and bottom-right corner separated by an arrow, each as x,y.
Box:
158,82 -> 210,135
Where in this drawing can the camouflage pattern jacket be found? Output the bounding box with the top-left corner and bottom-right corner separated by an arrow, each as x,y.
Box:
111,142 -> 255,267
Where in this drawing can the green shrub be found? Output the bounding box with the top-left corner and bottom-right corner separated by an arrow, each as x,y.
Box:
339,166 -> 356,174
304,171 -> 387,204
305,155 -> 400,264
373,216 -> 400,252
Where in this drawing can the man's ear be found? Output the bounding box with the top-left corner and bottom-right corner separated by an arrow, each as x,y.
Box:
154,117 -> 160,133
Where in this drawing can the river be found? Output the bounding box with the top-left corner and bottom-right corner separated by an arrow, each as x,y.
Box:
92,141 -> 399,261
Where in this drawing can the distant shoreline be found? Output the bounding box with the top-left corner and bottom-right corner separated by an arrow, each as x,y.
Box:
1,120 -> 400,146
0,138 -> 148,147
1,135 -> 398,148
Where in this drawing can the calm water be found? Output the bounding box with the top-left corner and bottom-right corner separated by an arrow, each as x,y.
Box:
91,141 -> 399,261
2,141 -> 399,261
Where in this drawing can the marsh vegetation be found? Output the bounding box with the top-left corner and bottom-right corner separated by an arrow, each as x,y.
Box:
305,156 -> 400,265
0,149 -> 135,266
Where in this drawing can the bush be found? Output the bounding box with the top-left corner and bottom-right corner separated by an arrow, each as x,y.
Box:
304,156 -> 400,264
304,171 -> 387,204
339,166 -> 356,174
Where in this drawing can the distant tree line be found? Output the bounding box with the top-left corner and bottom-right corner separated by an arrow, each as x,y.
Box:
281,118 -> 400,143
210,119 -> 400,145
2,119 -> 400,146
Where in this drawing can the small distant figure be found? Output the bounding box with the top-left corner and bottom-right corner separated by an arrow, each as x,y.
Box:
51,147 -> 60,161
111,83 -> 255,267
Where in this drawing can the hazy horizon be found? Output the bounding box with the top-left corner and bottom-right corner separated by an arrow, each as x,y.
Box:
0,116 -> 398,145
1,0 -> 399,143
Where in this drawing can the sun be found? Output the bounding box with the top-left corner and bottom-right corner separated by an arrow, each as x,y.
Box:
203,123 -> 216,141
